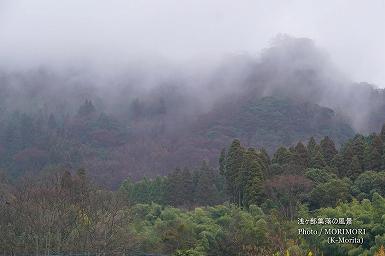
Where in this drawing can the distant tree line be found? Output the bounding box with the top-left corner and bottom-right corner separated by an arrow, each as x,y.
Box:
218,127 -> 385,219
119,161 -> 224,208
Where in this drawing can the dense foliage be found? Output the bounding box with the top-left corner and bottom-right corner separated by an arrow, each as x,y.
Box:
0,95 -> 354,188
2,124 -> 385,255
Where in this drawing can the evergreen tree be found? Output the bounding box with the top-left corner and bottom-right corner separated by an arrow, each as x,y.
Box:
167,168 -> 184,206
181,168 -> 194,205
331,153 -> 346,177
242,148 -> 264,207
259,148 -> 270,165
350,155 -> 362,179
309,178 -> 351,208
223,139 -> 244,204
371,134 -> 383,151
219,148 -> 227,176
342,142 -> 354,162
194,164 -> 219,206
369,135 -> 383,171
307,137 -> 317,156
320,136 -> 337,165
350,135 -> 368,169
309,149 -> 326,169
340,142 -> 355,176
294,141 -> 309,169
167,168 -> 195,206
272,147 -> 292,165
369,147 -> 382,171
258,148 -> 270,178
151,176 -> 169,205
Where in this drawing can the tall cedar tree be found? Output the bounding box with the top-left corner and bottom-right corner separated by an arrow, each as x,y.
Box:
294,141 -> 309,170
331,153 -> 346,177
219,148 -> 227,176
194,162 -> 219,206
258,148 -> 270,178
181,168 -> 194,205
320,136 -> 338,165
307,137 -> 317,156
350,135 -> 368,169
369,135 -> 383,171
309,148 -> 326,169
242,148 -> 264,207
272,147 -> 292,166
167,168 -> 184,206
224,139 -> 244,204
341,142 -> 355,176
350,155 -> 362,179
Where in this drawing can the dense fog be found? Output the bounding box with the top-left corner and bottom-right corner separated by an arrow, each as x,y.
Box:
0,36 -> 384,133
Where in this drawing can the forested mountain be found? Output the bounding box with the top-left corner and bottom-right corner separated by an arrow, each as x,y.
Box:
2,0 -> 384,253
192,96 -> 353,152
0,36 -> 384,186
1,36 -> 385,256
2,126 -> 385,255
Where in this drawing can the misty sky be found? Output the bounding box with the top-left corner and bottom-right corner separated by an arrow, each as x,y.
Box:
0,0 -> 384,86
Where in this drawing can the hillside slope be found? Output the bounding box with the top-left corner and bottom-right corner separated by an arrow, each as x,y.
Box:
192,96 -> 354,152
0,95 -> 354,187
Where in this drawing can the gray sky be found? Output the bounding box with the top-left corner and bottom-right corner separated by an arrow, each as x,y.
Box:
0,0 -> 384,86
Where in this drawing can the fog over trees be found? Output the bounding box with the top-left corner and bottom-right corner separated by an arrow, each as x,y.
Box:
1,36 -> 385,185
1,2 -> 385,255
